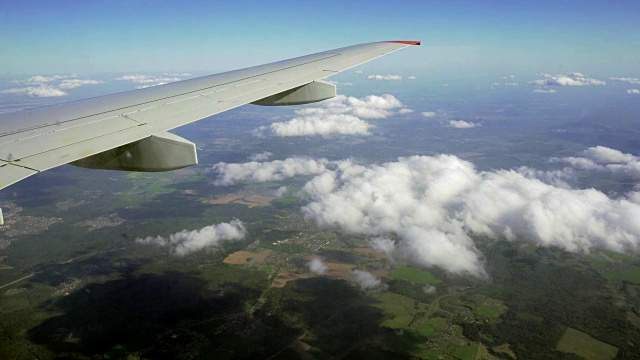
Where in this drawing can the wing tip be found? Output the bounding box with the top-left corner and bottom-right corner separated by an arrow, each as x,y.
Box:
386,40 -> 421,46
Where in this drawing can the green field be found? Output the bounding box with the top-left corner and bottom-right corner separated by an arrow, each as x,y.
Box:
475,303 -> 502,320
276,196 -> 299,204
588,253 -> 640,284
372,292 -> 427,329
453,343 -> 479,360
389,266 -> 442,285
556,327 -> 618,360
601,268 -> 640,284
415,317 -> 445,337
412,344 -> 439,360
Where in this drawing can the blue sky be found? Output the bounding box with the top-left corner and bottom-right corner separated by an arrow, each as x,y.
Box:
1,0 -> 639,78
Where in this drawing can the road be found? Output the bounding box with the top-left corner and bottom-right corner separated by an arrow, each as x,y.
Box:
0,246 -> 128,289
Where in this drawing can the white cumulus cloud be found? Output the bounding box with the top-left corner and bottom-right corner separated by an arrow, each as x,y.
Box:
533,89 -> 557,94
610,77 -> 640,85
58,79 -> 104,89
369,237 -> 396,261
209,157 -> 329,185
307,257 -> 328,275
368,75 -> 403,81
449,120 -> 481,129
421,111 -> 437,118
628,89 -> 640,94
273,186 -> 288,197
352,269 -> 385,291
206,148 -> 640,278
136,219 -> 247,256
552,146 -> 640,178
529,72 -> 605,86
253,94 -> 409,138
423,285 -> 437,295
17,75 -> 73,85
0,86 -> 67,97
1,74 -> 103,97
326,80 -> 353,87
248,151 -> 273,161
300,154 -> 640,276
254,114 -> 372,138
116,74 -> 181,88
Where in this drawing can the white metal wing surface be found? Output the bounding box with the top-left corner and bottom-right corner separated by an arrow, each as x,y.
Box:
0,40 -> 419,223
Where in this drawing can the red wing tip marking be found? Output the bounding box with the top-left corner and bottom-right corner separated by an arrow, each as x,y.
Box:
386,40 -> 421,45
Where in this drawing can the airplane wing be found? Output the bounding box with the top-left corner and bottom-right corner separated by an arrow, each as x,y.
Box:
0,40 -> 419,223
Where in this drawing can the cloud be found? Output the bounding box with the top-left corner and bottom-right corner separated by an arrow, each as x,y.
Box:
305,94 -> 404,118
369,237 -> 396,261
273,186 -> 288,197
351,269 -> 385,291
0,86 -> 67,97
552,146 -> 640,178
253,94 -> 409,138
500,75 -> 515,80
209,157 -> 329,185
16,75 -> 73,85
58,79 -> 104,89
421,111 -> 437,118
398,108 -> 414,114
116,74 -> 181,88
423,285 -> 437,295
326,80 -> 353,87
529,72 -> 605,86
208,148 -> 640,278
583,146 -> 636,164
368,75 -> 403,81
163,72 -> 192,77
248,151 -> 273,161
301,156 -> 486,276
136,219 -> 246,256
628,89 -> 640,94
408,76 -> 416,80
610,77 -> 640,85
307,257 -> 328,275
1,74 -> 103,97
254,114 -> 373,138
533,89 -> 557,94
300,154 -> 640,276
449,120 -> 481,129
515,166 -> 575,189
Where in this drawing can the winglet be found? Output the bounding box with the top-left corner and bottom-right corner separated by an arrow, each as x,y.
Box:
386,40 -> 421,45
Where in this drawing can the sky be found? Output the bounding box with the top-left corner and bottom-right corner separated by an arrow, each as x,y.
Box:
1,0 -> 639,77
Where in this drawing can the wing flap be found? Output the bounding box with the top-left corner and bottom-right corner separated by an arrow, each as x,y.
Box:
0,162 -> 38,189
